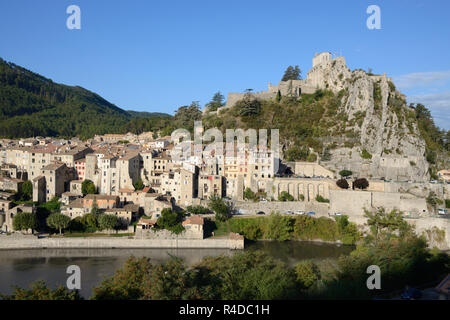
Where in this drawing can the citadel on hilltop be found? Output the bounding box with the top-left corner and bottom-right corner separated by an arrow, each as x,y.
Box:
225,52 -> 346,108
224,52 -> 392,108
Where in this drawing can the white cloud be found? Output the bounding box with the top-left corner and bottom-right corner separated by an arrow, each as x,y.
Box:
393,70 -> 450,89
408,91 -> 450,130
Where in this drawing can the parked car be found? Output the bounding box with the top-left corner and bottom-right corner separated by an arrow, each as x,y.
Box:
430,180 -> 437,184
295,210 -> 305,215
438,208 -> 448,215
307,211 -> 316,215
285,210 -> 294,215
260,198 -> 268,203
335,212 -> 343,216
401,287 -> 422,300
256,211 -> 265,215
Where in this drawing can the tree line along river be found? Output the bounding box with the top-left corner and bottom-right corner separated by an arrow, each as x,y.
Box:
0,241 -> 354,298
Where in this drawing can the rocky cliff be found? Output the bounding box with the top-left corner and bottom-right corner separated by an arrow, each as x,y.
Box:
314,57 -> 429,182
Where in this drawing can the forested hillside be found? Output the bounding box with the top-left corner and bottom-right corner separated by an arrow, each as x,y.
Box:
0,58 -> 170,140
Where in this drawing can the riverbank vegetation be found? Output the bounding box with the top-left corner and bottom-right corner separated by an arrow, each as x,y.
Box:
214,213 -> 360,245
3,230 -> 448,300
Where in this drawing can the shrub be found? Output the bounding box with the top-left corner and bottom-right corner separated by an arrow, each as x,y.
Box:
81,180 -> 96,195
336,179 -> 349,189
264,213 -> 293,241
293,215 -> 339,242
295,261 -> 321,289
353,178 -> 369,190
339,170 -> 352,177
13,211 -> 37,232
243,188 -> 257,201
156,208 -> 185,234
186,205 -> 211,215
361,149 -> 372,159
278,191 -> 294,202
315,195 -> 330,203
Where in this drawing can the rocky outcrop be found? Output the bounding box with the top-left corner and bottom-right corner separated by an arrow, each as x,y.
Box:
317,58 -> 429,182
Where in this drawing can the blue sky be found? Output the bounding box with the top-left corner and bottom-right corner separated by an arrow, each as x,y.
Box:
0,0 -> 449,129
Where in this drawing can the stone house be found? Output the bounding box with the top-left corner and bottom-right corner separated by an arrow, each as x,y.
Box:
32,162 -> 75,202
70,180 -> 83,195
2,204 -> 35,233
0,177 -> 24,193
61,198 -> 87,219
143,193 -> 174,218
182,215 -> 205,239
198,175 -> 224,199
104,204 -> 139,226
82,194 -> 119,210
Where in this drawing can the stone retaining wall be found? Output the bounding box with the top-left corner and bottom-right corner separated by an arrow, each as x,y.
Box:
0,237 -> 244,250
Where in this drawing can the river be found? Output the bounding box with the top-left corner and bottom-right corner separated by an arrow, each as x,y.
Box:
0,241 -> 354,298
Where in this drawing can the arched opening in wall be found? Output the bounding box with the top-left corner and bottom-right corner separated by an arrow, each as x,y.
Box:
288,183 -> 294,198
318,184 -> 325,197
297,183 -> 304,200
308,184 -> 315,202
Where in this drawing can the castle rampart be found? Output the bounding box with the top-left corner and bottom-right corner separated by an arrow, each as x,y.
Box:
224,52 -> 346,108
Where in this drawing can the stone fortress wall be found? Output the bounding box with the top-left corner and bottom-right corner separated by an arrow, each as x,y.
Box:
224,52 -> 343,108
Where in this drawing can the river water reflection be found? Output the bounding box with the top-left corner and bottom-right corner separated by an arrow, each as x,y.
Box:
0,241 -> 354,298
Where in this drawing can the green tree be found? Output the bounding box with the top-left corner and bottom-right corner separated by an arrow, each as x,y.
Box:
335,215 -> 360,245
265,213 -> 293,241
336,178 -> 349,189
98,214 -> 119,231
276,90 -> 282,102
205,91 -> 225,112
0,280 -> 82,300
13,211 -> 37,232
90,198 -> 101,218
235,93 -> 261,117
133,178 -> 144,191
81,179 -> 96,195
364,207 -> 411,244
92,256 -> 153,300
156,208 -> 184,234
339,170 -> 352,177
81,213 -> 98,231
208,195 -> 232,222
295,261 -> 321,289
173,102 -> 202,132
46,213 -> 71,234
21,180 -> 33,200
243,187 -> 257,201
353,178 -> 369,190
281,65 -> 302,81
